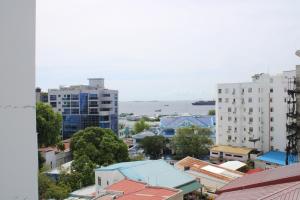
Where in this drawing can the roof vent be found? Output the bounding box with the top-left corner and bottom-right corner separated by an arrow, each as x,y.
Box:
184,166 -> 190,171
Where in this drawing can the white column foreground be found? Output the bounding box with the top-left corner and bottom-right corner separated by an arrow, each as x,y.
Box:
0,0 -> 38,199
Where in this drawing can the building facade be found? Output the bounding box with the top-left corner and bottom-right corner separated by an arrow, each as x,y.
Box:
48,78 -> 118,138
0,0 -> 38,199
36,87 -> 48,103
216,71 -> 295,152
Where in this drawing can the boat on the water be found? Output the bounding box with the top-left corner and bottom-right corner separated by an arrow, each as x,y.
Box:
155,109 -> 162,112
192,100 -> 215,106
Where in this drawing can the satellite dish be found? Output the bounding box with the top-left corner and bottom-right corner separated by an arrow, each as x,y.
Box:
296,50 -> 300,57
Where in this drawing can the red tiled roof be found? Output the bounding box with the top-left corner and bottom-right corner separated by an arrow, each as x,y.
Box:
217,163 -> 300,194
246,168 -> 264,174
105,179 -> 180,200
176,157 -> 243,182
38,139 -> 71,153
216,181 -> 300,200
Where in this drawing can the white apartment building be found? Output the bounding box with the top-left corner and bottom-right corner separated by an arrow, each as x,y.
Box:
48,78 -> 118,138
216,71 -> 295,153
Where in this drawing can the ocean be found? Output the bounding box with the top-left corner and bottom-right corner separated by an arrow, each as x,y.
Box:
119,101 -> 215,116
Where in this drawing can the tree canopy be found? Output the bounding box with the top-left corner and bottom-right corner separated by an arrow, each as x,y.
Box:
208,109 -> 215,115
171,126 -> 213,160
133,119 -> 150,134
36,102 -> 62,147
140,136 -> 166,159
64,127 -> 129,190
39,173 -> 70,200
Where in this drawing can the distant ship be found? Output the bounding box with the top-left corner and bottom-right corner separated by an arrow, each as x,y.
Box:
192,100 -> 215,106
155,109 -> 162,112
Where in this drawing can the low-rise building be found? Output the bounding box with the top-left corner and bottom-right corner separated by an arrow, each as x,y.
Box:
210,145 -> 255,163
175,157 -> 243,194
98,179 -> 183,200
39,139 -> 72,169
216,162 -> 300,200
95,160 -> 201,197
132,130 -> 156,146
160,115 -> 215,139
254,151 -> 298,169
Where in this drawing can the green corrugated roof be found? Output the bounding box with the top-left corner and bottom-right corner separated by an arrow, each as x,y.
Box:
177,181 -> 201,194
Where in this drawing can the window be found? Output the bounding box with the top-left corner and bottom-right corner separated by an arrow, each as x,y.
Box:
218,89 -> 222,94
50,102 -> 57,108
50,95 -> 57,101
271,127 -> 274,132
212,152 -> 218,155
249,127 -> 253,132
249,107 -> 253,113
270,98 -> 273,103
248,88 -> 252,93
225,98 -> 229,103
270,88 -> 273,93
233,155 -> 243,158
220,116 -> 223,120
98,177 -> 101,186
107,181 -> 109,185
228,107 -> 232,112
270,117 -> 274,122
225,88 -> 229,94
100,108 -> 111,111
218,98 -> 222,103
270,107 -> 274,112
228,116 -> 232,121
248,97 -> 252,103
249,117 -> 253,123
102,94 -> 111,97
225,154 -> 232,157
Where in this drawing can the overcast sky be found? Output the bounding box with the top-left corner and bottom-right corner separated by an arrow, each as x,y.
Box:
36,0 -> 300,101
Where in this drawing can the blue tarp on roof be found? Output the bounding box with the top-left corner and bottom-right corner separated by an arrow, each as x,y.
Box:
256,151 -> 298,166
96,160 -> 198,190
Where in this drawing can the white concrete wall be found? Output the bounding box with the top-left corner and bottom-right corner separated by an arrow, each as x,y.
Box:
95,170 -> 125,195
0,0 -> 38,199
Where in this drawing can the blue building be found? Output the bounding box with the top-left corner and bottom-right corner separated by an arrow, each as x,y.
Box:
48,78 -> 118,138
160,115 -> 216,139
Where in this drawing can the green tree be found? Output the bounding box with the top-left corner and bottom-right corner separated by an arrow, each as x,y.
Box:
36,102 -> 62,147
68,127 -> 129,189
133,119 -> 150,134
208,109 -> 215,115
38,151 -> 45,170
39,173 -> 70,200
140,136 -> 166,159
171,126 -> 213,160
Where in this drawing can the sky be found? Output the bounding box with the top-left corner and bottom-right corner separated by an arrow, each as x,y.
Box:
36,0 -> 300,101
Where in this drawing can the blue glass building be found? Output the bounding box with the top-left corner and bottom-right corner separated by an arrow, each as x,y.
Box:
48,78 -> 118,139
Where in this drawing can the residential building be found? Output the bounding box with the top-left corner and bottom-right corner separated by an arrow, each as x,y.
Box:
160,115 -> 215,139
95,160 -> 201,197
36,87 -> 48,103
48,78 -> 118,138
98,179 -> 183,200
0,1 -> 38,199
132,130 -> 156,146
254,151 -> 298,169
38,139 -> 72,169
175,157 -> 243,194
210,145 -> 255,163
216,162 -> 300,200
216,71 -> 295,153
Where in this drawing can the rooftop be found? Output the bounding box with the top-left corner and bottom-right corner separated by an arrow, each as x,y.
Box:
103,179 -> 180,200
160,115 -> 215,129
217,162 -> 300,194
256,151 -> 298,166
96,160 -> 200,194
219,161 -> 246,171
211,145 -> 254,155
132,131 -> 156,140
175,157 -> 243,182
